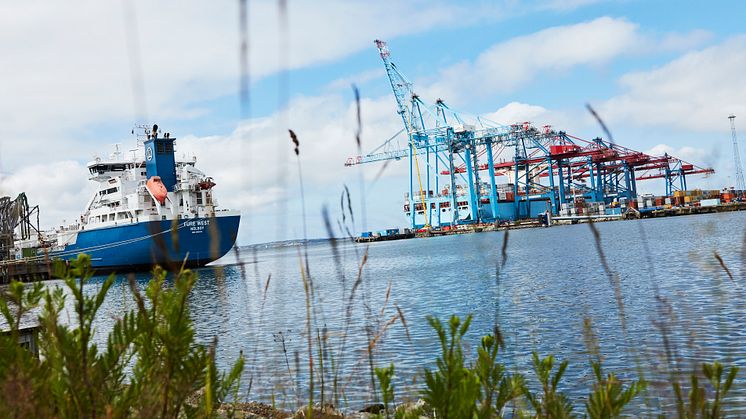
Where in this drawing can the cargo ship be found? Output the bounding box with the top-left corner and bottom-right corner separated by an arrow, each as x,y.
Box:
15,125 -> 240,272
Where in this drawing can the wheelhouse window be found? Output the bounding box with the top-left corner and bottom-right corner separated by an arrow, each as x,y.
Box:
156,141 -> 174,153
89,163 -> 127,174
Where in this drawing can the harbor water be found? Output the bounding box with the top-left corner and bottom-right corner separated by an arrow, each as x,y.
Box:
86,210 -> 746,412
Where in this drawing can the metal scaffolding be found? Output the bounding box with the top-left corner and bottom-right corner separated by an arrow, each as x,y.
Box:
0,193 -> 41,261
728,115 -> 745,192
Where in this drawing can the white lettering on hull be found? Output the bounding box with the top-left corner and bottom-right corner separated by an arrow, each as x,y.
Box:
184,218 -> 210,234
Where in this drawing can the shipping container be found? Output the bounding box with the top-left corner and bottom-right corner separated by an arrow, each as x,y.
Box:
549,144 -> 580,155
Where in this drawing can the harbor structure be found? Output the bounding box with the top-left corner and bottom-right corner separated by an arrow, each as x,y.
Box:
346,40 -> 719,229
0,310 -> 40,358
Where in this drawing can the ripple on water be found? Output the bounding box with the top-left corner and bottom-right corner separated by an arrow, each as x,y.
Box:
85,211 -> 746,413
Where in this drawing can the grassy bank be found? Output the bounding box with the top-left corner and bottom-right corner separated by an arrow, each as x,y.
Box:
0,253 -> 741,418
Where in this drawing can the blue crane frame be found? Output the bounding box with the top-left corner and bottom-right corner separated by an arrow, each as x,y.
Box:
345,40 -> 714,229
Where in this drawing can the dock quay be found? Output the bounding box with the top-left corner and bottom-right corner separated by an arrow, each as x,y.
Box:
356,200 -> 746,243
0,259 -> 52,284
639,201 -> 746,217
1,192 -> 51,283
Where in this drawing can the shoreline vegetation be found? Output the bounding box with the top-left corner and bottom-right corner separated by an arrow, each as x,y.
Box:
0,252 -> 741,418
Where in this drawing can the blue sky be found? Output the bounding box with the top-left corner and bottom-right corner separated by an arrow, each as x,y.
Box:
0,0 -> 745,244
173,1 -> 744,129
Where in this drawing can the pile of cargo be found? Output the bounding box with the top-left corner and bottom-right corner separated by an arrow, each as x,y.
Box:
626,188 -> 743,211
558,198 -> 616,217
671,189 -> 743,206
628,195 -> 672,210
718,189 -> 742,203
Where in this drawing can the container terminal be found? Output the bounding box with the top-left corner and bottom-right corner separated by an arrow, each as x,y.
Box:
347,40 -> 745,241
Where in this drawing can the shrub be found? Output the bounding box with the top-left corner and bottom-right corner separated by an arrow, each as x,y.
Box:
0,254 -> 244,418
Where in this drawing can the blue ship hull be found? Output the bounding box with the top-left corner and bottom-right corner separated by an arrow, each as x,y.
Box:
51,215 -> 240,273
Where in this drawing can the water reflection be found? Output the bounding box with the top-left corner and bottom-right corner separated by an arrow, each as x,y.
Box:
85,211 -> 746,412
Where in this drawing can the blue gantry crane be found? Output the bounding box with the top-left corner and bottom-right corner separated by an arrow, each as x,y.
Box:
345,40 -> 714,229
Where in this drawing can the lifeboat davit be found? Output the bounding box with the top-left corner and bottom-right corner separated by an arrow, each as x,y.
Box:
146,176 -> 168,204
198,177 -> 216,190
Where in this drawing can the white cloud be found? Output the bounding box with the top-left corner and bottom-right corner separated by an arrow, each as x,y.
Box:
636,143 -> 730,192
601,36 -> 746,132
325,68 -> 386,91
0,6 -> 734,243
658,29 -> 714,52
536,0 -> 604,11
416,17 -> 713,108
481,101 -> 583,129
483,102 -> 550,125
0,0 -> 493,244
424,17 -> 643,103
167,92 -> 407,243
0,90 -> 408,244
644,144 -> 717,167
0,0 -> 482,169
0,161 -> 94,229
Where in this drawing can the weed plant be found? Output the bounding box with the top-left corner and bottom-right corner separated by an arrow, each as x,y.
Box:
0,242 -> 741,418
0,254 -> 243,418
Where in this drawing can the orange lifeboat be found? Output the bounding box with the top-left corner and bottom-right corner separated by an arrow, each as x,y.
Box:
146,176 -> 168,204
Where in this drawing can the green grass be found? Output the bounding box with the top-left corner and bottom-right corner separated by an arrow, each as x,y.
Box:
0,248 -> 740,418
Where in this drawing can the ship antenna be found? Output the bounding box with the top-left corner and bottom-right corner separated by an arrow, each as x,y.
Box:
132,123 -> 151,147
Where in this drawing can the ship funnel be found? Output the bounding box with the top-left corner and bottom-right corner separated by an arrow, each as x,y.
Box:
144,128 -> 177,191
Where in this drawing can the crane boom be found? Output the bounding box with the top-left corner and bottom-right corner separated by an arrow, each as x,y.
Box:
375,39 -> 415,134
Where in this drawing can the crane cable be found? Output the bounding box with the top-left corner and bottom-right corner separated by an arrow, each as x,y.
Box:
408,125 -> 430,228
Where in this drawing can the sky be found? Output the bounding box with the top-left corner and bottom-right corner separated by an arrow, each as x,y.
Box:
0,0 -> 745,245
